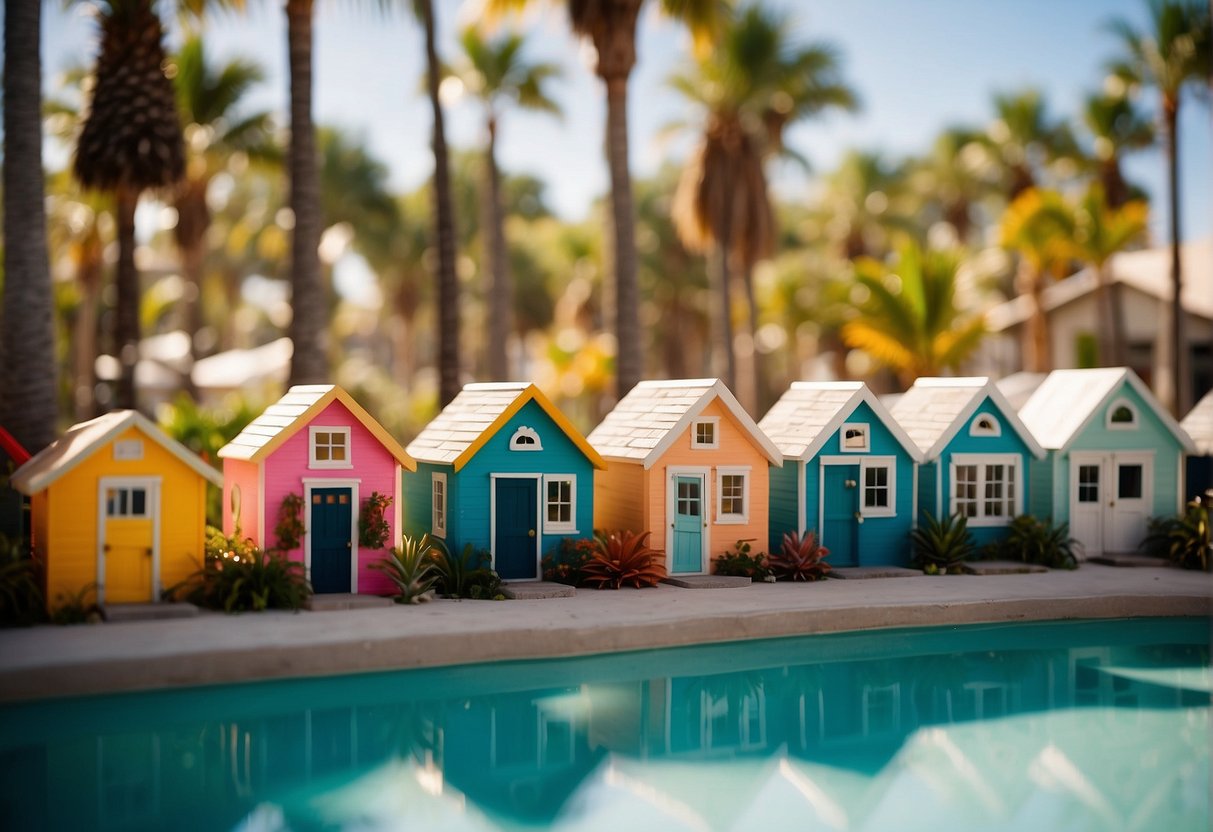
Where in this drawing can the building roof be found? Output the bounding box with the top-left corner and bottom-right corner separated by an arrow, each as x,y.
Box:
406,382 -> 606,471
1182,390 -> 1213,456
994,372 -> 1048,412
1019,368 -> 1195,453
986,237 -> 1213,333
218,385 -> 415,469
10,410 -> 222,495
587,378 -> 782,468
889,377 -> 1045,460
758,381 -> 924,463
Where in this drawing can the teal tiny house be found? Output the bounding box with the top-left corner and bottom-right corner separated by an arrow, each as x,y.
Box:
1181,390 -> 1213,500
403,383 -> 606,581
1019,368 -> 1195,556
890,378 -> 1045,549
759,382 -> 924,566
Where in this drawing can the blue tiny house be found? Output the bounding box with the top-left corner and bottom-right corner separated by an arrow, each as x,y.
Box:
1181,390 -> 1213,501
1019,368 -> 1195,556
760,382 -> 923,566
403,383 -> 606,581
890,378 -> 1045,549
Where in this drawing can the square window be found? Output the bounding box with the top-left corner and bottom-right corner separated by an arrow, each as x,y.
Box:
718,473 -> 747,519
310,427 -> 351,468
544,477 -> 575,532
692,420 -> 719,449
863,466 -> 890,509
841,424 -> 870,452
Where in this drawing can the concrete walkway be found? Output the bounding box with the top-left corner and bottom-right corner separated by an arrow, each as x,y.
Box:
0,563 -> 1208,703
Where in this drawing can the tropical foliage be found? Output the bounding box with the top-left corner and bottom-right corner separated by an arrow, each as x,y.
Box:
767,531 -> 831,582
358,492 -> 394,550
713,538 -> 772,581
582,530 -> 667,589
911,512 -> 976,574
991,515 -> 1080,569
0,534 -> 45,628
372,534 -> 441,603
173,537 -> 312,613
542,537 -> 597,586
429,542 -> 505,600
1142,500 -> 1211,571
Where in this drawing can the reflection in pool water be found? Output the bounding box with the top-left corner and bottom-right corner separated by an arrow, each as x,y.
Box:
0,618 -> 1207,831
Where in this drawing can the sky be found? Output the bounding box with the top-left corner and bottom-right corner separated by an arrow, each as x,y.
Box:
36,0 -> 1213,246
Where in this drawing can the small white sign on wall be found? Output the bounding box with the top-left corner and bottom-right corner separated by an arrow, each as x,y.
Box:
113,439 -> 144,461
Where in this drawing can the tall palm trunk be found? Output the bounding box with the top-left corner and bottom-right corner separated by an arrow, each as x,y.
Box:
1,0 -> 57,452
484,116 -> 512,380
114,186 -> 141,410
73,236 -> 104,423
285,0 -> 328,385
1163,97 -> 1184,415
421,0 -> 461,405
605,73 -> 641,397
1019,265 -> 1051,373
175,178 -> 210,394
1094,263 -> 1126,367
711,211 -> 737,388
738,262 -> 763,414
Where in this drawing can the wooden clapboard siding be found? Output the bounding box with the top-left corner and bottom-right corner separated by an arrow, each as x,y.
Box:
593,461 -> 647,535
223,458 -> 261,544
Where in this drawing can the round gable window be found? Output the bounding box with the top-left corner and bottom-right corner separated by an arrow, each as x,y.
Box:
1107,399 -> 1137,429
510,426 -> 543,450
970,415 -> 1001,437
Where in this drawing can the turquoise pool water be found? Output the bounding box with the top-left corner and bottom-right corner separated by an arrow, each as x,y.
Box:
0,618 -> 1208,831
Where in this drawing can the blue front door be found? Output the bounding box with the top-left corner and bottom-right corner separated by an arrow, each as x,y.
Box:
672,475 -> 704,573
495,478 -> 538,580
822,465 -> 859,567
311,487 -> 352,593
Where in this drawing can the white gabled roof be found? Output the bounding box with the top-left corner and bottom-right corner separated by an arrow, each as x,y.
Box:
758,381 -> 924,463
587,378 -> 782,468
1182,390 -> 1213,456
889,377 -> 1045,460
1020,368 -> 1195,453
994,372 -> 1048,412
10,410 -> 222,495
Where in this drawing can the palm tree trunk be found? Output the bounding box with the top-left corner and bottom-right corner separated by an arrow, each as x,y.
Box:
421,0 -> 461,405
74,258 -> 103,422
1021,267 -> 1051,373
736,261 -> 763,415
711,236 -> 737,389
285,0 -> 328,385
604,74 -> 641,397
1164,99 -> 1185,415
114,185 -> 141,411
485,117 -> 512,380
1,0 -> 57,451
1094,262 -> 1126,367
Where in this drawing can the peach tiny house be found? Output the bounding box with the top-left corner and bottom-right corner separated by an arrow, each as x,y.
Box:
218,385 -> 416,595
9,410 -> 221,608
587,379 -> 782,575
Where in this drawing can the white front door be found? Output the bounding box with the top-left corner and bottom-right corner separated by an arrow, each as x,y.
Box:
1069,452 -> 1154,556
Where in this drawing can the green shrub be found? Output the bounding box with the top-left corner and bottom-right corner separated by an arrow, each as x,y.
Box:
713,539 -> 772,581
994,515 -> 1079,569
51,584 -> 105,625
767,531 -> 831,582
172,543 -> 312,613
542,537 -> 596,586
430,542 -> 505,600
911,512 -> 975,574
372,533 -> 440,603
0,533 -> 45,627
358,492 -> 394,550
1142,501 -> 1211,571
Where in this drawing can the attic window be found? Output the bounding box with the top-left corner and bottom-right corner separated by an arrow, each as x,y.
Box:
970,415 -> 1001,437
510,426 -> 543,451
692,418 -> 719,449
310,426 -> 352,469
113,440 -> 143,461
841,423 -> 869,452
1107,399 -> 1138,430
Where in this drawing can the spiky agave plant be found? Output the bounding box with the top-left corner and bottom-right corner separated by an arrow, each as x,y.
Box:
371,533 -> 441,603
768,531 -> 831,582
911,512 -> 975,574
583,530 -> 667,589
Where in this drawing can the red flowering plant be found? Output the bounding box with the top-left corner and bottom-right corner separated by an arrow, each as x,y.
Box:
542,537 -> 596,586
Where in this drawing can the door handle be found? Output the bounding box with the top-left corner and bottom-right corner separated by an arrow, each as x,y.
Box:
346,541 -> 352,548
145,547 -> 153,557
528,529 -> 536,538
854,513 -> 864,524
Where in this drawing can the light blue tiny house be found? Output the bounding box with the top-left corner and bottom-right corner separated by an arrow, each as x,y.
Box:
760,382 -> 924,567
1019,368 -> 1195,556
1181,390 -> 1213,501
890,378 -> 1045,549
404,383 -> 606,580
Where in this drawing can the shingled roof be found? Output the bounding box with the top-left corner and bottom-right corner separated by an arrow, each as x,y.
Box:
1182,390 -> 1213,456
759,381 -> 923,462
406,382 -> 605,471
219,385 -> 414,468
1020,368 -> 1194,453
587,379 -> 781,468
889,377 -> 1044,460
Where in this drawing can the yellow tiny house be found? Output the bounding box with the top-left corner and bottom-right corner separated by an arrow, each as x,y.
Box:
10,411 -> 221,609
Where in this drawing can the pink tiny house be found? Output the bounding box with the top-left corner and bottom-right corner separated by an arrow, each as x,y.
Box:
218,385 -> 416,595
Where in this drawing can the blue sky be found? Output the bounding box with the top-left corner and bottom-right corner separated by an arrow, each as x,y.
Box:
39,0 -> 1213,244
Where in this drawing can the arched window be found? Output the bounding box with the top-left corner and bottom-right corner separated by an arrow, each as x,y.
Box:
1106,399 -> 1138,429
510,426 -> 543,450
970,414 -> 1001,437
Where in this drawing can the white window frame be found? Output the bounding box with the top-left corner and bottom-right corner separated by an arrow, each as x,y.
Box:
840,423 -> 870,453
509,426 -> 543,450
715,466 -> 750,524
309,426 -> 353,469
860,457 -> 897,518
949,453 -> 1021,527
542,474 -> 577,534
1106,398 -> 1138,430
112,439 -> 144,461
431,472 -> 448,538
969,414 -> 1001,437
691,417 -> 720,449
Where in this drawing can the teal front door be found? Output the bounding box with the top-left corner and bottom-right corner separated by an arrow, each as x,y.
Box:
311,487 -> 352,593
672,475 -> 704,573
822,465 -> 859,567
495,478 -> 538,580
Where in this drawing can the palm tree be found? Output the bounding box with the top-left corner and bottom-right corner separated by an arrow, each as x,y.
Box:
817,150 -> 911,261
999,188 -> 1076,373
73,0 -> 186,411
172,35 -> 273,372
455,27 -> 561,380
907,127 -> 998,246
285,0 -> 327,385
2,0 -> 58,451
1108,0 -> 1211,413
1071,184 -> 1149,367
841,242 -> 985,388
983,89 -> 1081,200
1081,90 -> 1154,208
670,4 -> 855,406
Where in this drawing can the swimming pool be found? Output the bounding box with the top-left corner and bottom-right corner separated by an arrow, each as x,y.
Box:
0,617 -> 1207,831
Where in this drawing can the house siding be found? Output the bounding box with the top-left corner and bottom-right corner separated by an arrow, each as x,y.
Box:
1028,454 -> 1055,521
767,462 -> 799,553
222,458 -> 261,544
593,461 -> 647,535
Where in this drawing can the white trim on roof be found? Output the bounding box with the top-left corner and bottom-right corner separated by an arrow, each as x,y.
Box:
634,380 -> 782,469
909,378 -> 1046,461
771,382 -> 925,464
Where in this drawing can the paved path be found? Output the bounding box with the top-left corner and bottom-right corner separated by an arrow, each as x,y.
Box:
0,563 -> 1208,703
